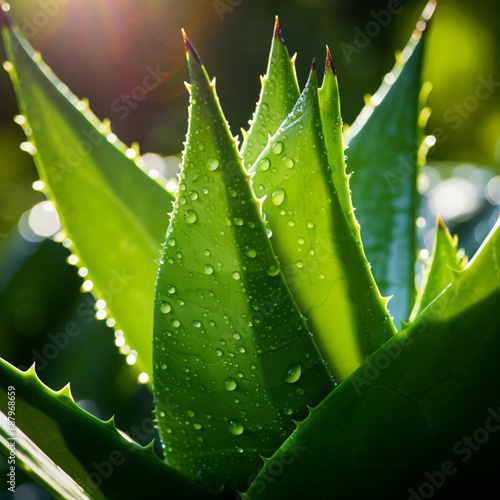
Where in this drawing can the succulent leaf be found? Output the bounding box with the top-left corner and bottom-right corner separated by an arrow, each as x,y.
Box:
240,17 -> 300,169
0,358 -> 216,500
345,2 -> 435,326
1,23 -> 174,376
245,216 -> 500,500
153,33 -> 334,492
249,59 -> 395,382
410,215 -> 467,320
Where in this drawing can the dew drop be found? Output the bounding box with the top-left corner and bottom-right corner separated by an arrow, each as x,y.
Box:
283,156 -> 294,168
185,209 -> 197,224
160,303 -> 171,314
225,377 -> 238,391
267,265 -> 279,277
206,158 -> 219,171
272,142 -> 284,155
167,286 -> 176,294
245,247 -> 257,258
232,271 -> 241,280
238,347 -> 246,354
171,319 -> 180,327
259,158 -> 270,171
295,387 -> 305,396
284,408 -> 294,416
271,189 -> 286,206
168,238 -> 176,247
306,220 -> 314,229
228,420 -> 244,435
192,320 -> 201,328
284,363 -> 302,384
188,190 -> 199,200
297,237 -> 305,245
193,423 -> 202,430
203,264 -> 214,275
234,218 -> 244,226
233,333 -> 241,340
216,348 -> 224,356
203,249 -> 211,257
288,220 -> 295,227
296,260 -> 304,268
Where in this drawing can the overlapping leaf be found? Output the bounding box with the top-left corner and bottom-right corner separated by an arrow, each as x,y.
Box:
1,20 -> 174,376
240,17 -> 300,169
249,58 -> 395,382
245,217 -> 500,499
153,35 -> 334,492
345,2 -> 435,326
0,358 -> 217,500
410,215 -> 467,320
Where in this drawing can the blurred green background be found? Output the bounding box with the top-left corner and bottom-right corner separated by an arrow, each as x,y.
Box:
0,0 -> 499,497
1,0 -> 500,240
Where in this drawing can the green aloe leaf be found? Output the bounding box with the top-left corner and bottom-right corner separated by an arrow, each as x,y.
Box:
240,17 -> 300,169
249,58 -> 395,382
410,215 -> 467,320
0,358 -> 217,500
1,21 -> 174,376
153,34 -> 334,492
318,46 -> 353,228
245,217 -> 500,500
345,3 -> 435,326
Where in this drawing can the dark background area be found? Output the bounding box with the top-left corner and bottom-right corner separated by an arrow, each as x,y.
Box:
1,0 -> 500,239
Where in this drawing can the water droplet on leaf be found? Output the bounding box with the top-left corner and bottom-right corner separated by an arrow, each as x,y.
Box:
272,142 -> 284,155
245,247 -> 257,258
185,209 -> 197,224
267,265 -> 279,277
259,158 -> 270,171
228,420 -> 244,435
207,158 -> 219,171
225,377 -> 238,391
271,189 -> 285,206
203,264 -> 214,275
284,363 -> 302,384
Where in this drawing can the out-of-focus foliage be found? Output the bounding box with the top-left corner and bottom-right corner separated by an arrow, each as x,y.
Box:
1,0 -> 499,242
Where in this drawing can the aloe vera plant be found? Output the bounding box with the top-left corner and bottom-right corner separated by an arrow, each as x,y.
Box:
1,2 -> 500,499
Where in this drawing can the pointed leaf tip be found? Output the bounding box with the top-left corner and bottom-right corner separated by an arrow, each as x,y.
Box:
436,213 -> 447,232
182,30 -> 201,65
274,15 -> 286,44
325,46 -> 337,76
311,58 -> 316,71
